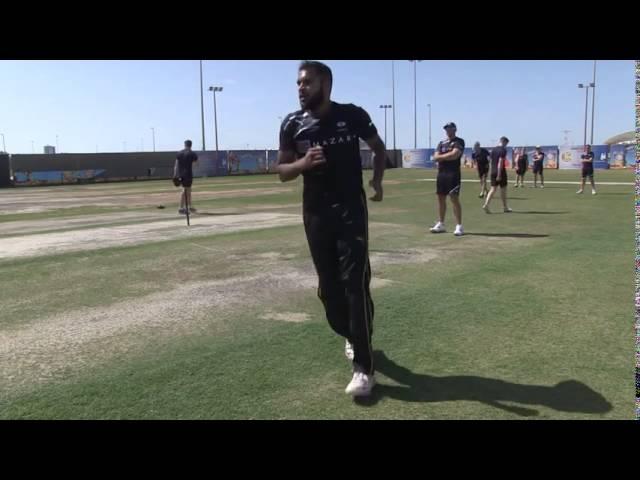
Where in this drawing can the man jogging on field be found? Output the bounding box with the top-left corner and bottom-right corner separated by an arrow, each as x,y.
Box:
277,61 -> 386,397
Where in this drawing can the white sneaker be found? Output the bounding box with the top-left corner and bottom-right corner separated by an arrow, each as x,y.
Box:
454,225 -> 464,236
504,207 -> 513,213
592,190 -> 597,195
482,204 -> 491,214
345,372 -> 376,397
576,190 -> 583,194
430,222 -> 446,233
540,185 -> 544,189
345,340 -> 354,361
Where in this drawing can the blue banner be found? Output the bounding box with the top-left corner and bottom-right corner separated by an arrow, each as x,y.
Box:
461,148 -> 474,169
590,145 -> 610,169
267,150 -> 278,172
609,145 -> 628,169
227,150 -> 268,174
402,149 -> 436,169
14,169 -> 107,185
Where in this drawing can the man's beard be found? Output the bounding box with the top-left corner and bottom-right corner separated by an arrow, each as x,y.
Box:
301,90 -> 325,111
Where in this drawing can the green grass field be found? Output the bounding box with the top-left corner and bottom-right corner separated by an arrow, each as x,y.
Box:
0,168 -> 633,419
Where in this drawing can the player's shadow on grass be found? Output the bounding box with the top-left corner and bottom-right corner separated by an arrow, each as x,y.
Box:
355,351 -> 612,417
195,212 -> 246,216
466,233 -> 549,238
512,211 -> 569,215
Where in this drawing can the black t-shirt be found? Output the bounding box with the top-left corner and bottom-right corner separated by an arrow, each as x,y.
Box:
279,101 -> 377,207
490,146 -> 507,173
517,153 -> 528,166
472,148 -> 490,169
533,151 -> 545,164
177,149 -> 198,178
436,137 -> 465,173
581,152 -> 594,164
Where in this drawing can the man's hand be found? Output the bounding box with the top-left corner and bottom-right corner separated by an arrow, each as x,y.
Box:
299,146 -> 326,171
369,179 -> 383,202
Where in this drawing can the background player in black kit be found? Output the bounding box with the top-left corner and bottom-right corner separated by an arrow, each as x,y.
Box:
514,147 -> 528,188
472,141 -> 490,198
173,140 -> 198,215
482,136 -> 512,214
577,144 -> 597,195
532,146 -> 545,188
430,122 -> 465,236
277,61 -> 386,397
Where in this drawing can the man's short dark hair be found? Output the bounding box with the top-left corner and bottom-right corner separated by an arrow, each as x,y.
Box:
500,136 -> 509,143
185,140 -> 192,148
299,60 -> 333,90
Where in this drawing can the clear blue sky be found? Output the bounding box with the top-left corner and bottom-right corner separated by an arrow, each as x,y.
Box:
0,60 -> 634,154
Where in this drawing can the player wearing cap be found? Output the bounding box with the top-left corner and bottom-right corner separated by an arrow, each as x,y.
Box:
577,144 -> 597,195
430,122 -> 465,236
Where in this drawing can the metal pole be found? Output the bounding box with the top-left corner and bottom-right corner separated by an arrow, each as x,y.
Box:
583,86 -> 589,147
384,107 -> 388,146
590,60 -> 596,145
31,141 -> 34,153
151,127 -> 156,152
427,104 -> 432,149
391,61 -> 396,161
56,135 -> 59,153
213,90 -> 219,154
200,60 -> 206,151
1,133 -> 5,152
413,61 -> 417,148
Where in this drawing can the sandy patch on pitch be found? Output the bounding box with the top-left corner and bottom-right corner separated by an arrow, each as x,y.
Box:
370,248 -> 439,266
0,212 -> 302,260
0,187 -> 293,215
0,255 -> 413,394
259,312 -> 311,323
0,267 -> 316,392
0,211 -> 169,236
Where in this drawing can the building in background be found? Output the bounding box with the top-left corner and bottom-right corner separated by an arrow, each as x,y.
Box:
44,145 -> 56,155
604,131 -> 635,169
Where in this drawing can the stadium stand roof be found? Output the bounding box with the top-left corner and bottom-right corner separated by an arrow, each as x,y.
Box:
603,131 -> 635,145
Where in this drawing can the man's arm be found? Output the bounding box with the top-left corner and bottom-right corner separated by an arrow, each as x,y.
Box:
436,147 -> 463,162
173,159 -> 179,178
351,106 -> 385,201
364,134 -> 386,201
497,155 -> 505,179
276,148 -> 326,182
